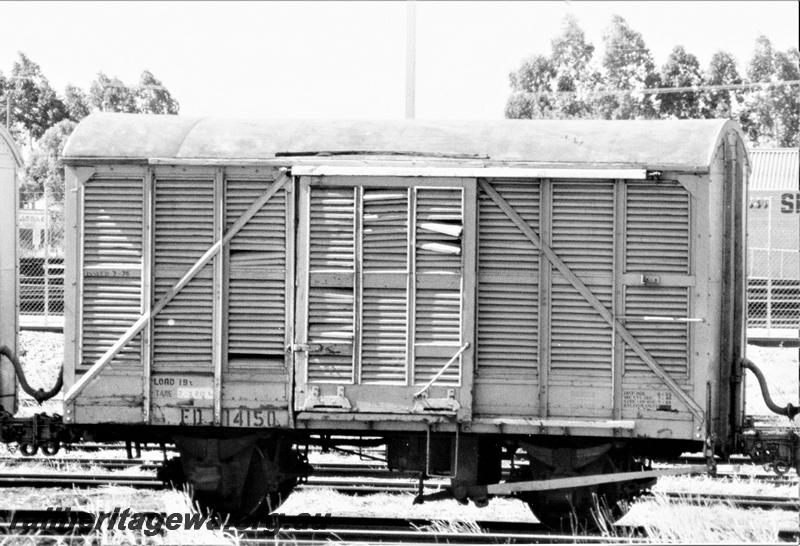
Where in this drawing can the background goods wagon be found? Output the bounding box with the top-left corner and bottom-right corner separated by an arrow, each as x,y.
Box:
2,113 -> 797,528
746,148 -> 800,338
0,125 -> 23,414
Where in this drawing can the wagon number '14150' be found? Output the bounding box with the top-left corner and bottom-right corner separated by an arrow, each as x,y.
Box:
179,407 -> 279,427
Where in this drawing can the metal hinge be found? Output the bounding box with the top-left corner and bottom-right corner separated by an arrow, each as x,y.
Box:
301,385 -> 352,411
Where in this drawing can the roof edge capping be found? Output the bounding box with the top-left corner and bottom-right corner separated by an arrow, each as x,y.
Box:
709,119 -> 750,174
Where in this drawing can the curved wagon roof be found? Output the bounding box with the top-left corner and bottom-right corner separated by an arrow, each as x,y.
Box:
63,113 -> 747,172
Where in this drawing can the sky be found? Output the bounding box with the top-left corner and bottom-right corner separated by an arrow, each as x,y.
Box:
0,1 -> 798,121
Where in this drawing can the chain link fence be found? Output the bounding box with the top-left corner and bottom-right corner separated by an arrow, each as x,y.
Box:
19,188 -> 64,328
747,194 -> 800,337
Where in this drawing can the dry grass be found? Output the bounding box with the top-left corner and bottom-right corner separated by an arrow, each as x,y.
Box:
280,487 -> 537,522
617,492 -> 794,543
653,472 -> 797,497
84,489 -> 237,545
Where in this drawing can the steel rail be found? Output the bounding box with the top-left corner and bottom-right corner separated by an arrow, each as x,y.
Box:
2,456 -> 795,485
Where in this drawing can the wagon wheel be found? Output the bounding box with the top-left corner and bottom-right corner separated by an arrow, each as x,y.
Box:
515,447 -> 654,532
167,441 -> 298,522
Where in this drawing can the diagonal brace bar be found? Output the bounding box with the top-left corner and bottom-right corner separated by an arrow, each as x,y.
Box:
65,172 -> 290,404
413,343 -> 470,399
478,178 -> 704,422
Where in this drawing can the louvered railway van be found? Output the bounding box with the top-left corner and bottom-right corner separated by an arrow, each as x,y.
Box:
2,113 -> 797,528
0,125 -> 23,412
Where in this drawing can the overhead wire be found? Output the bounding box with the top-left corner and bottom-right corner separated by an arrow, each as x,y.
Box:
515,79 -> 800,99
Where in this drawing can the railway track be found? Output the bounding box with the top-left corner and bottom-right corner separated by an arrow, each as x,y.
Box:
6,451 -> 796,474
0,470 -> 796,512
0,456 -> 800,494
3,455 -> 795,487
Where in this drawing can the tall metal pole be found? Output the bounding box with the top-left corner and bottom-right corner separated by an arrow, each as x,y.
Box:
405,0 -> 416,119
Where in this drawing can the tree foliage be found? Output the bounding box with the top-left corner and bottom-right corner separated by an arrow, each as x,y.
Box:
0,51 -> 182,208
741,36 -> 800,147
506,54 -> 558,119
3,53 -> 68,143
22,119 -> 77,205
89,72 -> 138,113
595,15 -> 660,119
63,84 -> 91,123
89,70 -> 180,114
702,51 -> 744,119
505,17 -> 800,147
659,45 -> 702,119
506,14 -> 600,120
135,70 -> 179,114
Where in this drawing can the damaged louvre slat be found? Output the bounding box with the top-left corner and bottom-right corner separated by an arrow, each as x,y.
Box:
414,188 -> 463,386
361,189 -> 409,384
226,178 -> 287,368
307,188 -> 356,382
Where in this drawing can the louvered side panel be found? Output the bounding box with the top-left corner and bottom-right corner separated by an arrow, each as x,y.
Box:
153,273 -> 213,368
226,180 -> 287,367
550,281 -> 614,375
361,287 -> 407,384
307,287 -> 354,382
477,284 -> 537,369
153,178 -> 215,371
310,188 -> 355,270
414,188 -> 463,386
81,177 -> 143,369
626,183 -> 690,273
624,287 -> 689,376
227,180 -> 286,267
550,182 -> 614,376
227,275 -> 285,357
307,188 -> 355,383
361,188 -> 409,384
154,179 -> 215,269
552,183 -> 614,276
363,189 -> 409,271
416,188 -> 463,272
477,182 -> 539,373
82,278 -> 142,366
83,179 -> 143,266
414,288 -> 461,385
478,183 -> 540,274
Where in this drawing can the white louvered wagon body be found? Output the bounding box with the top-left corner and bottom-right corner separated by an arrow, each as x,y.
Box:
53,113 -> 783,524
